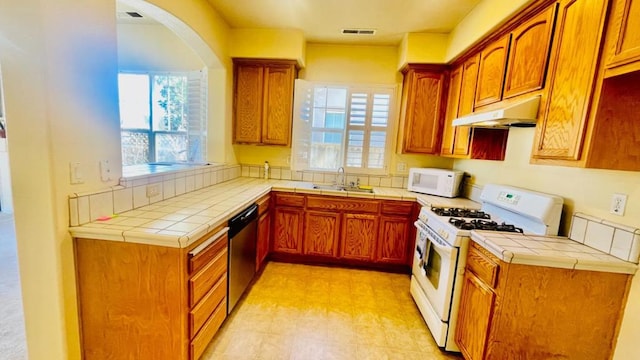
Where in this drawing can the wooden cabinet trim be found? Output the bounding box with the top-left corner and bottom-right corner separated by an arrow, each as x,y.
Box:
274,192 -> 305,207
606,0 -> 640,69
475,35 -> 512,107
189,274 -> 226,338
188,230 -> 228,275
306,195 -> 380,213
467,243 -> 500,288
189,248 -> 227,307
190,300 -> 227,360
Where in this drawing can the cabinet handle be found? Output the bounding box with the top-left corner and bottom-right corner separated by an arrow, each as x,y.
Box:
189,227 -> 229,257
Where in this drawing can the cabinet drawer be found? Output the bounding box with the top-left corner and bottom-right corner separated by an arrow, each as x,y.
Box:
189,248 -> 227,307
190,300 -> 227,360
274,193 -> 305,207
188,230 -> 228,275
381,201 -> 414,216
307,196 -> 379,213
467,243 -> 500,288
190,274 -> 227,338
257,194 -> 271,215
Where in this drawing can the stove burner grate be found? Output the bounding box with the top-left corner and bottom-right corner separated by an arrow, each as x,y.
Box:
431,207 -> 491,219
448,218 -> 524,233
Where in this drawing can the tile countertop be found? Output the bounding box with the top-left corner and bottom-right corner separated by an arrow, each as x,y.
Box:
470,231 -> 638,274
69,177 -> 477,248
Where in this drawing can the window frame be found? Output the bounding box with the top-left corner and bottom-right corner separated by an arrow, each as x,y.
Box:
292,80 -> 397,175
118,70 -> 206,166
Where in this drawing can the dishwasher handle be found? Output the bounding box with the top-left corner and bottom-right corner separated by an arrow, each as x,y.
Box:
228,203 -> 258,238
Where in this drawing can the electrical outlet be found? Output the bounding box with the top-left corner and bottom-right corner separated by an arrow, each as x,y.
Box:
610,193 -> 627,216
146,184 -> 160,198
397,162 -> 407,173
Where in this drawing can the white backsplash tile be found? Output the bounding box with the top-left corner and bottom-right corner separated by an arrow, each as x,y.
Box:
77,195 -> 90,225
133,185 -> 150,208
281,169 -> 292,180
611,229 -> 634,261
113,187 -> 133,214
302,172 -> 313,182
391,176 -> 404,188
194,173 -> 203,190
89,192 -> 113,221
69,198 -> 79,226
175,177 -> 186,196
380,177 -> 392,187
163,180 -> 176,199
584,221 -> 614,253
369,177 -> 381,187
217,170 -> 225,183
148,183 -> 164,204
569,215 -> 588,243
312,172 -> 324,183
185,175 -> 195,193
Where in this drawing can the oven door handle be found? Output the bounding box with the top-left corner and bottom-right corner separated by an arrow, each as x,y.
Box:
414,220 -> 454,257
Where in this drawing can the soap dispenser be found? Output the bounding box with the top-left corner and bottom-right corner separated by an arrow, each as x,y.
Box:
264,161 -> 269,180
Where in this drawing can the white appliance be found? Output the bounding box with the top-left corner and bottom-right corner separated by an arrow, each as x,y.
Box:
410,184 -> 563,352
407,168 -> 464,198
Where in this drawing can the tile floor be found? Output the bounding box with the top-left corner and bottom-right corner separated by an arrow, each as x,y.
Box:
202,262 -> 462,360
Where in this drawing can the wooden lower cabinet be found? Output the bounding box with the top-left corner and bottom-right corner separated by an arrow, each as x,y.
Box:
456,242 -> 632,360
376,215 -> 411,264
304,210 -> 340,257
273,207 -> 304,254
340,213 -> 379,261
256,194 -> 271,271
75,227 -> 229,360
271,192 -> 415,270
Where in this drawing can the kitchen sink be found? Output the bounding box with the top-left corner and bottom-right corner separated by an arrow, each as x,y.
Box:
312,184 -> 374,193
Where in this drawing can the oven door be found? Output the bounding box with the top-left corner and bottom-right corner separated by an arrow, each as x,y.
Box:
412,220 -> 459,321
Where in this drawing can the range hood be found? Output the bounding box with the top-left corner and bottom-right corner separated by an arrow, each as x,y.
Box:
452,95 -> 541,128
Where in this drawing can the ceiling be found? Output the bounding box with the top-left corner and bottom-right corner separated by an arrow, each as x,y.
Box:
205,0 -> 483,45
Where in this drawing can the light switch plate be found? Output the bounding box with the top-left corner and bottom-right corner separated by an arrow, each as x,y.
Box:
70,162 -> 84,184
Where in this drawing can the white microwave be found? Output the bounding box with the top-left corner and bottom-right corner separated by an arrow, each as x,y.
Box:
407,168 -> 464,198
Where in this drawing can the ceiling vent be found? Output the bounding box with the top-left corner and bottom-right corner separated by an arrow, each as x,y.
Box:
341,28 -> 376,35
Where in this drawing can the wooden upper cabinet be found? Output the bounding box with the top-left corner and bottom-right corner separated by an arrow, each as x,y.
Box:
233,59 -> 297,146
605,0 -> 640,74
441,65 -> 463,156
234,64 -> 263,143
398,65 -> 448,154
454,55 -> 480,156
503,4 -> 557,99
533,0 -> 609,160
475,35 -> 511,107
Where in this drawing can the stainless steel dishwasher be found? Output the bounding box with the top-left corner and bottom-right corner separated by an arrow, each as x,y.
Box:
227,203 -> 258,314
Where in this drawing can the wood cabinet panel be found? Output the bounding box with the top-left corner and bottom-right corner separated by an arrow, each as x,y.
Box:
475,36 -> 511,107
376,216 -> 410,264
189,247 -> 227,307
533,0 -> 609,160
233,65 -> 263,143
380,200 -> 414,216
189,274 -> 226,338
454,55 -> 480,156
273,207 -> 304,254
398,65 -> 448,154
233,59 -> 297,146
304,211 -> 340,257
504,5 -> 557,99
606,0 -> 640,70
262,65 -> 295,145
466,243 -> 500,289
306,196 -> 379,213
188,232 -> 228,275
440,65 -> 463,156
274,193 -> 305,207
256,211 -> 271,271
455,271 -> 496,360
190,300 -> 226,360
340,214 -> 378,261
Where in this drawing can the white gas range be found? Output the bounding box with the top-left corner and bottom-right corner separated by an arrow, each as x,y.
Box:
410,184 -> 563,352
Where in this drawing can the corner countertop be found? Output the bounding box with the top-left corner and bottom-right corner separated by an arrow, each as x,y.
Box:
69,177 -> 478,248
470,230 -> 638,274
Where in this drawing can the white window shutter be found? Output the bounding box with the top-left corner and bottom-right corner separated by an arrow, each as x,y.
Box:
186,69 -> 207,163
291,79 -> 313,171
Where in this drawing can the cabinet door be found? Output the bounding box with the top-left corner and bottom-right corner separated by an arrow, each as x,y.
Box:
475,36 -> 511,107
304,211 -> 340,257
454,55 -> 480,156
503,5 -> 557,99
340,213 -> 378,261
233,64 -> 263,144
606,0 -> 640,70
440,65 -> 463,156
256,211 -> 271,271
533,0 -> 609,160
262,65 -> 295,146
272,207 -> 303,254
455,271 -> 496,360
400,68 -> 447,154
376,216 -> 410,264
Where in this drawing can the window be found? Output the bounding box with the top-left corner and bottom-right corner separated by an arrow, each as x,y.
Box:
118,70 -> 207,166
292,80 -> 395,174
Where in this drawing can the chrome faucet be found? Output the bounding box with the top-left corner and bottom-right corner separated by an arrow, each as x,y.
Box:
336,167 -> 345,187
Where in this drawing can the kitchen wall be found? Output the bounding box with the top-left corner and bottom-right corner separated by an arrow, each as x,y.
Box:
233,42 -> 454,173
0,0 -> 232,358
